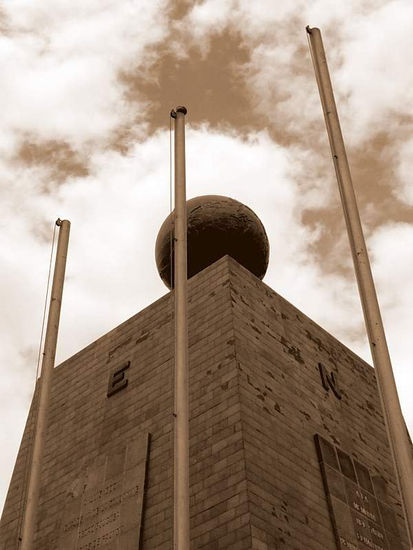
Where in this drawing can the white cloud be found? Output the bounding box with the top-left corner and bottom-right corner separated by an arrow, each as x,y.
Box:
0,0 -> 169,153
395,137 -> 413,205
198,0 -> 413,142
335,1 -> 413,144
182,0 -> 413,204
184,0 -> 234,47
368,222 -> 413,426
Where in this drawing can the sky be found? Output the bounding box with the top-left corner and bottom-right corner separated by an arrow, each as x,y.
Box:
0,0 -> 412,512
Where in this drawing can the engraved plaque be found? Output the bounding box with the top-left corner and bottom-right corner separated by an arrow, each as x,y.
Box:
58,432 -> 149,549
314,434 -> 403,550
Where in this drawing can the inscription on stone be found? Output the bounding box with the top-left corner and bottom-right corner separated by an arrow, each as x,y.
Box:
58,432 -> 149,549
107,361 -> 130,397
314,434 -> 402,550
318,362 -> 342,399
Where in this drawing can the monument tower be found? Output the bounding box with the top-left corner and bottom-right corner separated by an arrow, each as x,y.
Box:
0,194 -> 410,549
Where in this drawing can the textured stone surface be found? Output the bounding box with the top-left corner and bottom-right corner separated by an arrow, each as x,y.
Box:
57,433 -> 149,549
314,434 -> 402,549
155,195 -> 269,288
0,256 -> 409,549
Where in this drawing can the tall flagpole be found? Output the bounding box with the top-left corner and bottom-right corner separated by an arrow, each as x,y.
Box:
20,219 -> 71,550
171,106 -> 190,550
307,26 -> 413,546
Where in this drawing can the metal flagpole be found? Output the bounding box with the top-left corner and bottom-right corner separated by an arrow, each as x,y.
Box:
307,26 -> 413,546
171,106 -> 190,550
20,219 -> 71,550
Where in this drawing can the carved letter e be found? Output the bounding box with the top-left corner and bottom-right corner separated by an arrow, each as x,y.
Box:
107,361 -> 130,397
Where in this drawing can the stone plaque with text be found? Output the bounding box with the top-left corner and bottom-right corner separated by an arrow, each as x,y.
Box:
58,432 -> 149,550
314,434 -> 403,550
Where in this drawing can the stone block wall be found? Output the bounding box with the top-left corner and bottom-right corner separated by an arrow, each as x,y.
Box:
228,257 -> 409,549
0,256 -> 408,549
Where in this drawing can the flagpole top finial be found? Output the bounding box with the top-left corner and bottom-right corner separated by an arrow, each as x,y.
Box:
171,106 -> 187,118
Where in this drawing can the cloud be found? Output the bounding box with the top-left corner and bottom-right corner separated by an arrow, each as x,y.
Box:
334,1 -> 413,144
0,0 -> 170,156
181,0 -> 413,201
221,2 -> 413,148
395,138 -> 413,206
368,222 -> 413,425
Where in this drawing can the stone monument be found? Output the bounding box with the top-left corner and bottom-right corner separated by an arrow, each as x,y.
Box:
0,196 -> 409,549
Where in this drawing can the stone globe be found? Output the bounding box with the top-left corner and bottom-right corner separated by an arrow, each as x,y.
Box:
155,195 -> 269,289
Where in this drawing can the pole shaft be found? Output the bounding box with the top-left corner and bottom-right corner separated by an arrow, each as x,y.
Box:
307,26 -> 413,545
20,220 -> 70,550
173,107 -> 190,550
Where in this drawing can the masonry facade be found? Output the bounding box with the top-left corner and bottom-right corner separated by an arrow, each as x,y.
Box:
0,256 -> 409,549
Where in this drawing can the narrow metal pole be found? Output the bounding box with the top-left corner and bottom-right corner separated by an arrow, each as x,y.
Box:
307,26 -> 413,546
171,106 -> 190,550
20,219 -> 71,550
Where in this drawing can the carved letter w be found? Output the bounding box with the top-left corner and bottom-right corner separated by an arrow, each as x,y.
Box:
318,362 -> 342,400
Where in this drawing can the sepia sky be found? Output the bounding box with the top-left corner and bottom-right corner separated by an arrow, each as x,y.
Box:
0,0 -> 412,511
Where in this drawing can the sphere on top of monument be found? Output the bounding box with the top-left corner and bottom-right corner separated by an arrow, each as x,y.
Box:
155,195 -> 269,289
